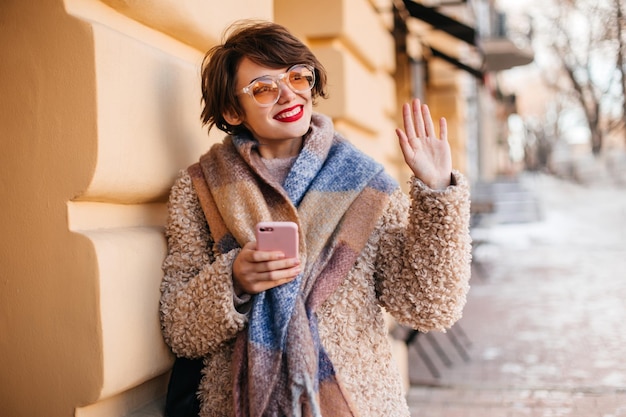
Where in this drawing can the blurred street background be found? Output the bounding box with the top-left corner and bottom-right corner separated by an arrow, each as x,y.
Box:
400,0 -> 626,412
405,171 -> 626,416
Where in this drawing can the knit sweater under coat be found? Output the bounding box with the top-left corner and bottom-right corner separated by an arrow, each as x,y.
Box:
160,157 -> 472,416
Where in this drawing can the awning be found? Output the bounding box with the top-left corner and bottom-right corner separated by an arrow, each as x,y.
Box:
402,0 -> 534,75
402,0 -> 476,46
429,47 -> 483,80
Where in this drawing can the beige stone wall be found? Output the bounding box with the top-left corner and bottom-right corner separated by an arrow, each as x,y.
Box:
1,2 -> 101,416
0,1 -> 468,416
275,0 -> 405,178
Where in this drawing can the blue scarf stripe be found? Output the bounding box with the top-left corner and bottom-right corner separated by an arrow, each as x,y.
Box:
249,276 -> 302,347
369,169 -> 400,193
309,141 -> 384,193
283,146 -> 324,206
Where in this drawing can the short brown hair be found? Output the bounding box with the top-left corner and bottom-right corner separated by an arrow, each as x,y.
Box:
200,20 -> 328,135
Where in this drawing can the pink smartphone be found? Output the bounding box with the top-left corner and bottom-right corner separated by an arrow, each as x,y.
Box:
255,221 -> 299,259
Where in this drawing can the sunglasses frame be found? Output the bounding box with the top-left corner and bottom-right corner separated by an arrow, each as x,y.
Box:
238,64 -> 316,107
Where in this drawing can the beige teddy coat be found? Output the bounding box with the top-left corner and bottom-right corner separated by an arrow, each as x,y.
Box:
160,168 -> 472,417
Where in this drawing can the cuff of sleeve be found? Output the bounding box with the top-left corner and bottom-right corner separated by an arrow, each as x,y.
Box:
233,292 -> 252,314
410,170 -> 466,194
227,248 -> 252,315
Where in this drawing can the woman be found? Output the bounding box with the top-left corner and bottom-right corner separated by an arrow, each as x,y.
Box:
160,20 -> 471,417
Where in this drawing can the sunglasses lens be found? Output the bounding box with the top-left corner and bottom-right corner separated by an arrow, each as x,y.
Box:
250,78 -> 280,105
288,65 -> 315,92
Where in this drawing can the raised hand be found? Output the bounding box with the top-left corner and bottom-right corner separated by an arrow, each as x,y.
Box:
395,98 -> 452,190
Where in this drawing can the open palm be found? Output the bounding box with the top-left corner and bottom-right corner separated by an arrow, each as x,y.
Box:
395,99 -> 452,190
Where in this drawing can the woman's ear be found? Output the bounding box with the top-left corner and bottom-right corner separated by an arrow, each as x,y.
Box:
223,108 -> 243,126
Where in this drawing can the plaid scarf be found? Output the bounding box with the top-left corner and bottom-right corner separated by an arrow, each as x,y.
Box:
188,113 -> 398,417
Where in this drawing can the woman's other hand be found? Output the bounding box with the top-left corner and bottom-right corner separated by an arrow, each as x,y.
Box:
232,241 -> 301,295
395,98 -> 452,190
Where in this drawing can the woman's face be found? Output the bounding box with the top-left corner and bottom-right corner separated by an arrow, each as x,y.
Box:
227,57 -> 313,154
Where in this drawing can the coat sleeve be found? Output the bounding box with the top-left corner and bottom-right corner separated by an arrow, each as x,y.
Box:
375,170 -> 472,332
159,170 -> 248,358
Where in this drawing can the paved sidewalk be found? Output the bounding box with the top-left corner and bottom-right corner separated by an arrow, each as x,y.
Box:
408,386 -> 626,416
406,173 -> 626,416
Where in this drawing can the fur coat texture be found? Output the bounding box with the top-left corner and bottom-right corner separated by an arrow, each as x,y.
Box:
160,130 -> 472,416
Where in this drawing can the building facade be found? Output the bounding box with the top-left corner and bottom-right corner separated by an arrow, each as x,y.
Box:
1,1 -> 530,416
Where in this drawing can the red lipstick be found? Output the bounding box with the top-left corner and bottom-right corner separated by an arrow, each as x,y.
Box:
274,105 -> 304,123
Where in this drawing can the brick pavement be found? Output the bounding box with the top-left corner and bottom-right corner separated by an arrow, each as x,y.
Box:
406,173 -> 626,416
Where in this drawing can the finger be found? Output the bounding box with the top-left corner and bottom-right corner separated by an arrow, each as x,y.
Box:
256,265 -> 301,284
439,117 -> 448,141
401,102 -> 416,140
412,99 -> 426,138
396,128 -> 414,163
255,257 -> 300,274
250,249 -> 287,263
239,260 -> 300,292
421,104 -> 435,138
250,273 -> 299,293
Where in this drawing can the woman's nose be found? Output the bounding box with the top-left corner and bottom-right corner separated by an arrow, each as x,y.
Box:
276,80 -> 297,103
